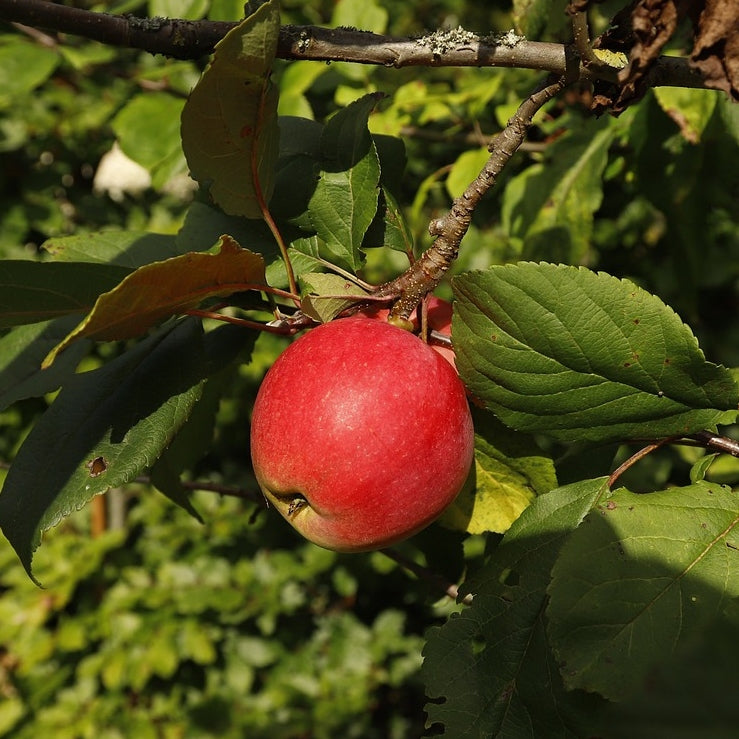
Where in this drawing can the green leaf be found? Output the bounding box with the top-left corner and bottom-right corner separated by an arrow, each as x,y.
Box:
654,87 -> 718,144
149,322 -> 257,519
362,187 -> 414,253
512,0 -> 568,39
112,92 -> 186,187
423,478 -> 608,737
299,272 -> 368,323
595,612 -> 739,737
453,263 -> 739,443
0,319 -> 209,581
149,0 -> 209,19
0,261 -> 133,328
43,231 -> 181,267
331,0 -> 388,34
0,37 -> 58,109
547,482 -> 739,701
180,0 -> 280,217
501,120 -> 615,262
43,236 -> 266,367
445,147 -> 489,200
0,318 -> 91,412
307,93 -> 384,272
440,412 -> 556,535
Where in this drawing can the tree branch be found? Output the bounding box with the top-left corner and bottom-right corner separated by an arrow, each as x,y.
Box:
0,0 -> 708,89
375,74 -> 567,321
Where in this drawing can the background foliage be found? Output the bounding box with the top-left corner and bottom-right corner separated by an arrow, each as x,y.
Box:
1,0 -> 738,736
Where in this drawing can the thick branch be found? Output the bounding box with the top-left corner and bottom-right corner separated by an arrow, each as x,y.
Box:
0,0 -> 708,88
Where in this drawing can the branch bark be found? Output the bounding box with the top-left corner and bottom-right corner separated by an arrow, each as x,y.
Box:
0,0 -> 708,89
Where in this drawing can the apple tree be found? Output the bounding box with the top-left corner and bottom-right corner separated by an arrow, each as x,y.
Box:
0,0 -> 738,735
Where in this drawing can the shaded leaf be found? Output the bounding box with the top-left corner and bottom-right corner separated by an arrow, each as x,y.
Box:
440,412 -> 556,535
0,319 -> 208,581
150,322 -> 257,519
547,482 -> 739,701
595,612 -> 739,737
0,261 -> 132,328
299,272 -> 368,323
423,478 -> 608,737
0,318 -> 91,412
180,0 -> 280,217
453,263 -> 739,443
43,231 -> 181,267
0,37 -> 58,109
43,236 -> 266,367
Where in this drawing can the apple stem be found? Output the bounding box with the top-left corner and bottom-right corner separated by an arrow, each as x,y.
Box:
373,74 -> 567,322
381,547 -> 474,606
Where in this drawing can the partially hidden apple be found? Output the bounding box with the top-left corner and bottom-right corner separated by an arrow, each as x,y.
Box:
250,317 -> 474,552
359,295 -> 456,369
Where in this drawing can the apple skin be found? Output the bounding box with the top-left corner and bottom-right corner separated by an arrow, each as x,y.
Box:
250,317 -> 474,552
359,296 -> 457,369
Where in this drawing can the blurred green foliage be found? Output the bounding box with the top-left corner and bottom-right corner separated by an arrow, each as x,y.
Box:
0,0 -> 738,736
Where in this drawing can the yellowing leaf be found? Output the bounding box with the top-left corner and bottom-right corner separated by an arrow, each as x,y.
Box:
440,413 -> 557,535
43,236 -> 266,367
180,0 -> 280,218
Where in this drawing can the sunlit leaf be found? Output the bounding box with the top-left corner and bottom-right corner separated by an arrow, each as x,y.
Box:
440,413 -> 556,535
453,263 -> 739,443
307,93 -> 384,272
299,272 -> 368,323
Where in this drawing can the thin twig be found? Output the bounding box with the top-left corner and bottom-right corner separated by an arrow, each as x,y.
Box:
608,436 -> 680,488
135,475 -> 267,504
381,547 -> 474,605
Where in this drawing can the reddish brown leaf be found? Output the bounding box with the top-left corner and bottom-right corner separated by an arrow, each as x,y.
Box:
42,235 -> 266,367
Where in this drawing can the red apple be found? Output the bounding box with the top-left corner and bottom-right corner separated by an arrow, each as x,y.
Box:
359,295 -> 457,369
250,317 -> 474,552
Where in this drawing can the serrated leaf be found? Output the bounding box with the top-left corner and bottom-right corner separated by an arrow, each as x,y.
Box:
502,120 -> 614,262
43,236 -> 266,367
0,318 -> 90,412
299,272 -> 368,323
43,231 -> 181,267
0,261 -> 133,328
0,319 -> 208,581
180,0 -> 280,217
440,413 -> 556,535
423,478 -> 608,737
149,322 -> 257,519
307,93 -> 383,272
547,482 -> 739,701
453,263 -> 739,443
